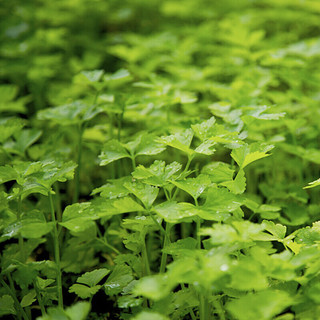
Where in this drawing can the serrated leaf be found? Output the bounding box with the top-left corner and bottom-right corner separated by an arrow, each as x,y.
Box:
69,284 -> 101,299
221,169 -> 246,194
77,269 -> 110,287
104,265 -> 133,295
92,196 -> 144,218
99,140 -> 130,166
60,202 -> 98,232
132,160 -> 182,187
231,143 -> 274,169
124,181 -> 159,209
171,174 -> 211,200
157,129 -> 194,155
21,290 -> 36,308
132,133 -> 166,156
191,117 -> 216,140
202,187 -> 243,214
263,220 -> 287,240
0,295 -> 15,316
91,176 -> 131,198
194,140 -> 216,155
0,118 -> 24,144
202,161 -> 234,183
153,201 -> 200,223
0,166 -> 18,184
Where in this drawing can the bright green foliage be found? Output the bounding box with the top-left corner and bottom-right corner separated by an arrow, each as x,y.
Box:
1,0 -> 320,319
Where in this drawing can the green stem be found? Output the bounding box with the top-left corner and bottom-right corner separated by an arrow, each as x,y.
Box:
17,195 -> 25,262
33,279 -> 46,316
142,235 -> 151,276
49,191 -> 63,308
96,227 -> 121,255
131,155 -> 136,170
194,198 -> 201,249
1,279 -> 29,320
117,112 -> 124,141
199,292 -> 209,320
73,124 -> 84,203
159,223 -> 171,273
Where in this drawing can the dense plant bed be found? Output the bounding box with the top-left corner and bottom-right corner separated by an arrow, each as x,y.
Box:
1,1 -> 320,319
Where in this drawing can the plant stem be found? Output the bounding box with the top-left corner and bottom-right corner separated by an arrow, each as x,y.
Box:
199,292 -> 209,320
33,279 -> 46,316
131,155 -> 136,170
17,195 -> 25,262
73,124 -> 84,203
1,279 -> 29,320
142,235 -> 151,276
194,198 -> 201,249
48,191 -> 63,308
159,223 -> 171,273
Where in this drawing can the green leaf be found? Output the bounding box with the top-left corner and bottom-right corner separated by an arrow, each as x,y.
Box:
132,160 -> 182,187
77,268 -> 110,287
69,284 -> 101,299
130,133 -> 166,157
99,140 -> 131,166
60,202 -> 98,232
91,176 -> 131,198
65,302 -> 91,320
0,295 -> 15,316
13,129 -> 42,154
171,174 -> 211,200
20,221 -> 54,239
134,275 -> 173,300
92,196 -> 144,218
191,117 -> 216,140
202,187 -> 243,215
0,117 -> 24,144
37,101 -> 90,125
226,290 -> 293,320
80,69 -> 104,83
0,166 -> 18,184
124,181 -> 159,209
231,143 -> 274,169
220,169 -> 246,194
157,129 -> 194,155
153,201 -> 200,223
132,311 -> 170,320
37,302 -> 91,320
201,161 -> 234,183
194,140 -> 216,155
263,220 -> 287,240
104,265 -> 133,295
304,178 -> 320,189
21,290 -> 36,308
